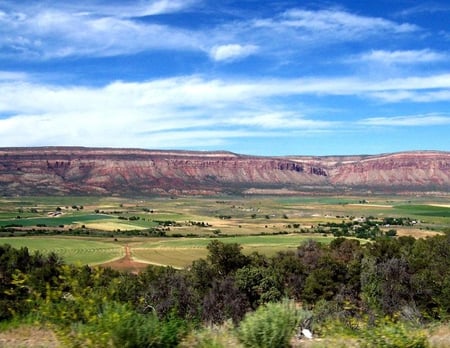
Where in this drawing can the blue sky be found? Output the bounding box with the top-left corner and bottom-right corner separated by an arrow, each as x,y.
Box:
1,0 -> 449,155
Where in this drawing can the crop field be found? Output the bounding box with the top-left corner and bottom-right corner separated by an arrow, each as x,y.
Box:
131,234 -> 335,268
0,195 -> 448,268
396,204 -> 450,217
135,234 -> 334,249
0,237 -> 124,265
0,214 -> 113,227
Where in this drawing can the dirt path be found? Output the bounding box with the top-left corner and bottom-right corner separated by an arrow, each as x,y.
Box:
100,244 -> 150,273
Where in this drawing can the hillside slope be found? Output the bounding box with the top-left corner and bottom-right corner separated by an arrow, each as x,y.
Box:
0,147 -> 449,195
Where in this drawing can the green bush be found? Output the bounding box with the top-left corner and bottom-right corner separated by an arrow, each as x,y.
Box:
237,300 -> 310,348
314,316 -> 428,348
64,303 -> 189,347
180,320 -> 240,348
359,319 -> 428,348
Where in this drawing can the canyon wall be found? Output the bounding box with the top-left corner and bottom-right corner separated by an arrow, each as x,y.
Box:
0,147 -> 449,195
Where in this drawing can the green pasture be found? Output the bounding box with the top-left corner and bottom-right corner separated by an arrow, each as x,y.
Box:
0,196 -> 104,206
274,196 -> 359,205
0,237 -> 123,265
393,204 -> 450,227
131,234 -> 335,268
0,214 -> 112,227
136,234 -> 333,249
396,204 -> 450,217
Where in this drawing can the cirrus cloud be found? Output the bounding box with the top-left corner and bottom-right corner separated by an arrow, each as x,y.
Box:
359,114 -> 450,126
1,72 -> 450,148
358,49 -> 446,64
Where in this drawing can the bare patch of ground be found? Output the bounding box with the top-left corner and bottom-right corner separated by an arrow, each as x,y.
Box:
0,326 -> 60,348
395,228 -> 444,238
428,324 -> 450,348
430,204 -> 450,208
84,222 -> 146,231
100,245 -> 150,273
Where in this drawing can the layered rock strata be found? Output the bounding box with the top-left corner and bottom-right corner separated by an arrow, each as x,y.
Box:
0,147 -> 448,195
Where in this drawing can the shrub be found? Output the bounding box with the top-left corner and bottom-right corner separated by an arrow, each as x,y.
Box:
63,303 -> 189,347
237,300 -> 311,348
359,318 -> 428,348
180,320 -> 240,348
314,316 -> 428,348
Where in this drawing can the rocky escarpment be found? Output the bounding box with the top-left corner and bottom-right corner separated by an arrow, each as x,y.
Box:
0,147 -> 449,195
0,147 -> 329,195
328,152 -> 450,189
289,151 -> 450,191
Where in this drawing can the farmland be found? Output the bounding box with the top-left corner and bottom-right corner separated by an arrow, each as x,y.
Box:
0,237 -> 124,265
0,195 -> 449,268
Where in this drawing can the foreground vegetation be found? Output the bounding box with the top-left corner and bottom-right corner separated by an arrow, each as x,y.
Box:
1,232 -> 450,347
1,195 -> 449,346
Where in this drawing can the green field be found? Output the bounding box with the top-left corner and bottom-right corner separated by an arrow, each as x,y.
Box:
0,237 -> 123,265
0,214 -> 114,227
1,195 -> 448,268
136,234 -> 333,249
396,204 -> 450,217
131,234 -> 335,268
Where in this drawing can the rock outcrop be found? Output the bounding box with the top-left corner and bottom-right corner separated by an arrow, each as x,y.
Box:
0,147 -> 449,195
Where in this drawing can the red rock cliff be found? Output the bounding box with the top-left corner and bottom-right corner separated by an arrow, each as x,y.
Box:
0,147 -> 448,195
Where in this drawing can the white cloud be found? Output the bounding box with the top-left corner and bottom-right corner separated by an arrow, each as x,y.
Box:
68,0 -> 199,19
227,112 -> 334,129
4,1 -> 198,19
0,75 -> 340,148
360,114 -> 450,126
382,74 -> 450,90
396,4 -> 450,17
210,44 -> 258,62
0,3 -> 204,59
254,9 -> 418,40
368,90 -> 450,103
2,72 -> 450,118
0,2 -> 422,63
358,49 -> 446,64
137,0 -> 197,17
1,72 -> 450,148
283,9 -> 414,32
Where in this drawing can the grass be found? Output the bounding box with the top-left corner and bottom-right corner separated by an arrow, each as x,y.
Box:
0,237 -> 123,265
132,248 -> 209,268
131,234 -> 334,267
396,204 -> 450,217
136,234 -> 333,248
0,214 -> 112,227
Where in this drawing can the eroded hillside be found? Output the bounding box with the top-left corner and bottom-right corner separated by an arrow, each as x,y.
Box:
0,147 -> 449,195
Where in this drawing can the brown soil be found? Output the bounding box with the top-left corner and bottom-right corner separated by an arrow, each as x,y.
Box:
0,326 -> 60,348
100,245 -> 150,273
395,228 -> 444,238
